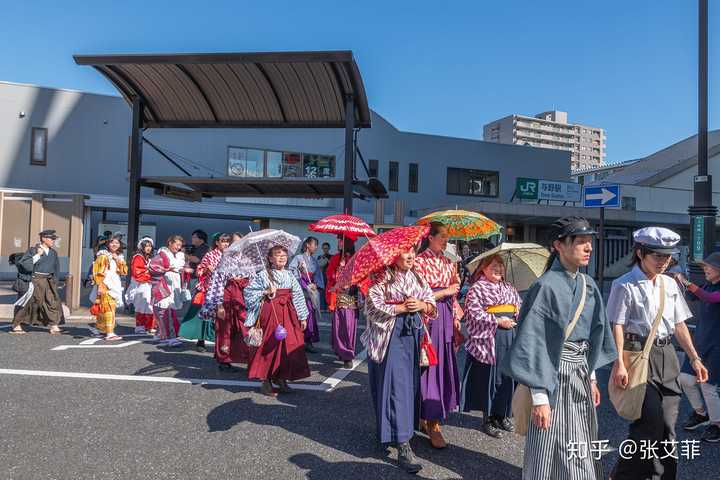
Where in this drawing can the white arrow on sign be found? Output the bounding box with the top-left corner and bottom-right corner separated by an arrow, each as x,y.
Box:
586,188 -> 617,204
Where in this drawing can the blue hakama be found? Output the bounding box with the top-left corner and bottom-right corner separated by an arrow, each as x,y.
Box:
368,312 -> 422,445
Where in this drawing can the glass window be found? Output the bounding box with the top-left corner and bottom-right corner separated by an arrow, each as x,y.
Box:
408,163 -> 419,193
227,147 -> 263,177
368,159 -> 379,178
266,151 -> 283,177
303,154 -> 335,178
389,161 -> 399,192
282,152 -> 302,177
446,168 -> 499,197
30,127 -> 48,166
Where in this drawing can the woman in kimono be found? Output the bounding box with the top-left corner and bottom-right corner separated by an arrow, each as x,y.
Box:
179,233 -> 231,352
126,237 -> 155,334
326,238 -> 359,368
462,253 -> 521,438
501,216 -> 617,480
244,245 -> 310,397
149,235 -> 189,348
289,236 -> 324,353
201,250 -> 255,371
362,246 -> 437,474
89,235 -> 127,341
413,222 -> 462,448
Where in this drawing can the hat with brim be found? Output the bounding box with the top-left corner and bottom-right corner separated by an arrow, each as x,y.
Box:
636,243 -> 679,255
700,252 -> 720,270
39,229 -> 58,240
552,216 -> 597,239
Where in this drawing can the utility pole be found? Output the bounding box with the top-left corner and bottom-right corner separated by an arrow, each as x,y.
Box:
689,0 -> 717,273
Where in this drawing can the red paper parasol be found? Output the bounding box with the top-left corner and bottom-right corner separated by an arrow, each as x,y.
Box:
334,225 -> 429,290
309,214 -> 376,240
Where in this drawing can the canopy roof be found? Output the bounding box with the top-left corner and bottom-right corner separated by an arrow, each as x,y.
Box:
74,51 -> 371,129
141,176 -> 387,201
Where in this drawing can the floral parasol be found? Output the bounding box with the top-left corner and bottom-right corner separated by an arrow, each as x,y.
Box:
416,209 -> 502,240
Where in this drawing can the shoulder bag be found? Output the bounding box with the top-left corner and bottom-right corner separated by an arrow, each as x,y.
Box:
608,276 -> 665,421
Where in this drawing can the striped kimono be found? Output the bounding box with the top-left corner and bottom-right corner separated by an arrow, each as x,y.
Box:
501,261 -> 616,480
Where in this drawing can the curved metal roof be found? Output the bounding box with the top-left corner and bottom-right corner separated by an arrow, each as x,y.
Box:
74,51 -> 371,129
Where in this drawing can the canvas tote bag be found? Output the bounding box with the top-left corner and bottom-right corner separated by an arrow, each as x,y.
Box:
513,274 -> 587,436
608,277 -> 665,421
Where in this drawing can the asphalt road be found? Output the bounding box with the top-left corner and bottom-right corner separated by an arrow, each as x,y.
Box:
0,318 -> 716,480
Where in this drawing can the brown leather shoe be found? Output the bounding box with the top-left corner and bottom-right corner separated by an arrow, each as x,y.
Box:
427,420 -> 447,449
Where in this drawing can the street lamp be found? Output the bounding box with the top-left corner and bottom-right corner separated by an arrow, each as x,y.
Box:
689,0 -> 717,274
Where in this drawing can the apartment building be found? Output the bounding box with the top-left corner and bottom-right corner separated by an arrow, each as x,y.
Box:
483,110 -> 606,170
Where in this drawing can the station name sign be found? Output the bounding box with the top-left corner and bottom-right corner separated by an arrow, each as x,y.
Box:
516,177 -> 582,203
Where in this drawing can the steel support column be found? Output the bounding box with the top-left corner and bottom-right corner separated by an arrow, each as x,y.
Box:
689,0 -> 717,272
343,95 -> 355,214
127,97 -> 144,253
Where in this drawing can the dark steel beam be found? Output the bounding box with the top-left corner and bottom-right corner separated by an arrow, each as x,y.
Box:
74,51 -> 354,66
344,95 -> 355,214
127,97 -> 144,255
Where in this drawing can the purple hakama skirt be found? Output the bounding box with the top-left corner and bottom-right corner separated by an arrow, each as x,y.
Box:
331,307 -> 357,361
420,292 -> 460,422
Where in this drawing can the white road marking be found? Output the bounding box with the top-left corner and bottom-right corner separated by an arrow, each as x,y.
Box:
79,338 -> 101,345
0,368 -> 331,391
321,350 -> 367,391
51,340 -> 142,351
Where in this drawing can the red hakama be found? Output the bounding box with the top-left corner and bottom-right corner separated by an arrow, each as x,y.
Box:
247,289 -> 310,382
215,278 -> 251,364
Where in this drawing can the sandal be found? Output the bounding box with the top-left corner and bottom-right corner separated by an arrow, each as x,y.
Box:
105,335 -> 123,342
10,327 -> 26,335
49,327 -> 62,335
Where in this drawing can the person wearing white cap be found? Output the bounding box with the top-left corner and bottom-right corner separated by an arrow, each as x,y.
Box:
607,227 -> 708,480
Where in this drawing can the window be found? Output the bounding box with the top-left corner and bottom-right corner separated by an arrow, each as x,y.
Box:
621,196 -> 636,211
368,159 -> 379,178
408,163 -> 419,193
266,151 -> 283,177
227,147 -> 335,179
283,152 -> 302,177
30,127 -> 47,166
302,153 -> 334,178
389,161 -> 399,192
446,168 -> 499,197
228,147 -> 263,177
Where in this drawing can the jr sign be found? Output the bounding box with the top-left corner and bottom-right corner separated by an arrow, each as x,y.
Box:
516,178 -> 539,199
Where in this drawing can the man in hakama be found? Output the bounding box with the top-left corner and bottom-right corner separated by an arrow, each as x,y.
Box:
11,230 -> 63,335
502,217 -> 617,480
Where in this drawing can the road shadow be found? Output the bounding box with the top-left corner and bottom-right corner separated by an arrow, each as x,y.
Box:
289,453 -> 437,480
207,378 -> 522,479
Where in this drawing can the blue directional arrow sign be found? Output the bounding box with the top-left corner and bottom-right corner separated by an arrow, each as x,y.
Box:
583,184 -> 620,208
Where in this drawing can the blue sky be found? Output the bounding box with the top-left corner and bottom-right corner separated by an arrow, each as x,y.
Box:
1,0 -> 717,163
